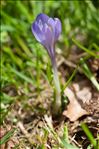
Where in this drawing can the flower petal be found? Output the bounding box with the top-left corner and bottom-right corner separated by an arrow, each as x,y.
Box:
42,24 -> 54,57
36,13 -> 49,23
32,21 -> 54,58
54,18 -> 61,41
31,13 -> 61,62
47,18 -> 61,42
31,22 -> 45,43
48,18 -> 55,31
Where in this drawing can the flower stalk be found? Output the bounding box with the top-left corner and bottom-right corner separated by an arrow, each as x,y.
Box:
52,56 -> 61,114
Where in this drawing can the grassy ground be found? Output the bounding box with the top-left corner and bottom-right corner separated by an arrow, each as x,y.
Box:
0,0 -> 99,149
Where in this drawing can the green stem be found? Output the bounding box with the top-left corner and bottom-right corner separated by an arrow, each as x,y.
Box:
52,58 -> 61,114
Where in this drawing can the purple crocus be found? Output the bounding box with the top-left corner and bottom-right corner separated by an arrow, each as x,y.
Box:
31,13 -> 62,114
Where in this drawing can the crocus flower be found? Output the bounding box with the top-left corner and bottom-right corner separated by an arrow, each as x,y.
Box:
31,13 -> 62,114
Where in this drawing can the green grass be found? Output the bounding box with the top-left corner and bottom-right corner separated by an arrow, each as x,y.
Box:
0,128 -> 15,145
81,123 -> 98,149
1,0 -> 99,90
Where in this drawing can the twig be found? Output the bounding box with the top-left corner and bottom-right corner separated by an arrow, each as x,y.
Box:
17,121 -> 33,145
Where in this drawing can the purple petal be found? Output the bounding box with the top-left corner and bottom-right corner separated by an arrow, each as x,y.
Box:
47,18 -> 61,42
36,13 -> 49,23
42,24 -> 54,57
31,22 -> 45,43
48,18 -> 55,32
31,13 -> 50,45
31,13 -> 61,62
32,21 -> 55,58
54,18 -> 61,41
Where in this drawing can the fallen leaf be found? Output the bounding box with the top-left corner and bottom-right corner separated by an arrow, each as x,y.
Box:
72,82 -> 92,104
63,88 -> 88,122
76,87 -> 92,104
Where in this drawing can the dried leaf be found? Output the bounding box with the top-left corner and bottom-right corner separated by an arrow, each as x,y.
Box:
76,87 -> 92,104
63,88 -> 88,122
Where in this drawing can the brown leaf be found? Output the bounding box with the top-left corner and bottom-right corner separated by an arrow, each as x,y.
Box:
63,88 -> 88,122
76,87 -> 92,104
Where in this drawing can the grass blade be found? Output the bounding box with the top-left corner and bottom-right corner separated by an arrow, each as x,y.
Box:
62,66 -> 78,92
61,138 -> 79,149
81,123 -> 97,149
11,68 -> 34,85
0,128 -> 15,145
80,58 -> 99,91
72,38 -> 99,59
